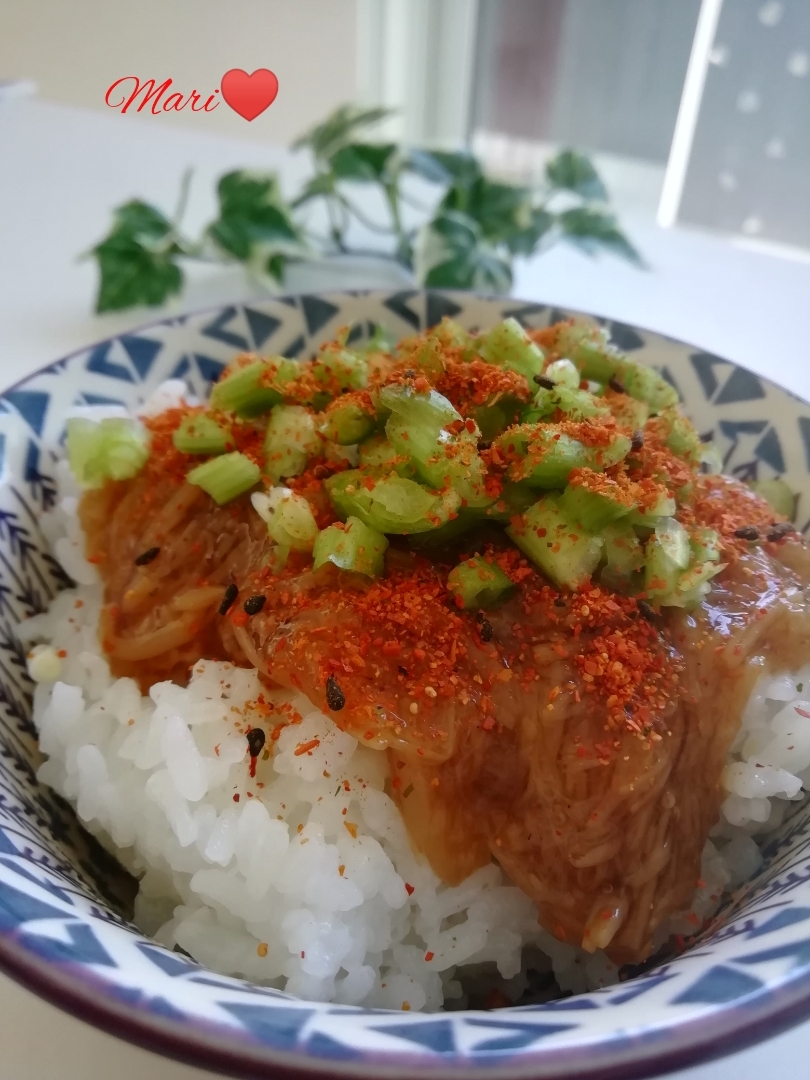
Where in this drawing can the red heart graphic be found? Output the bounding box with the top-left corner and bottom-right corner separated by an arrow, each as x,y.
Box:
221,68 -> 278,121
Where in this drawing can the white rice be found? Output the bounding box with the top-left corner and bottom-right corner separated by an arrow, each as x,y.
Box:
16,398 -> 810,1010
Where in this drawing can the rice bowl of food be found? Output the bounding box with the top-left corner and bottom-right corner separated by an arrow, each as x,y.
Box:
2,289 -> 810,1079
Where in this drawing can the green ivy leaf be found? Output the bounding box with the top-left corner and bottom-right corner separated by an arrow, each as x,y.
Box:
442,178 -> 553,257
90,199 -> 182,313
107,200 -> 175,239
444,177 -> 544,255
407,149 -> 483,191
265,253 -> 287,284
292,104 -> 393,160
458,177 -> 528,232
415,210 -> 512,293
503,207 -> 555,256
291,171 -> 337,208
207,171 -> 301,262
93,231 -> 182,313
82,103 -> 642,315
329,142 -> 399,182
545,150 -> 608,201
558,207 -> 642,264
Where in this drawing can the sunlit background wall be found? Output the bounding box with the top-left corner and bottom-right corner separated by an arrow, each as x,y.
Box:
2,0 -> 809,255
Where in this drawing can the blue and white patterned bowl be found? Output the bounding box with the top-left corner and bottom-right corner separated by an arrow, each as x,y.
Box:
2,290 -> 810,1080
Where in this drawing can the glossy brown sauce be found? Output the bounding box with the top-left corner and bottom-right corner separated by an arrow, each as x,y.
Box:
80,473 -> 810,963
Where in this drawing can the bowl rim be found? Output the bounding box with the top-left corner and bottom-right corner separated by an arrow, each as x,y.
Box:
1,288 -> 809,1080
2,922 -> 810,1080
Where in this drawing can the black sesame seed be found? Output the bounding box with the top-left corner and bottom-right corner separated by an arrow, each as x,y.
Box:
243,594 -> 266,616
631,429 -> 645,452
480,618 -> 494,642
608,376 -> 626,394
325,675 -> 345,711
246,728 -> 266,757
403,368 -> 416,379
554,598 -> 567,608
637,599 -> 658,622
533,374 -> 556,390
134,546 -> 160,566
767,522 -> 795,542
734,525 -> 760,541
398,665 -> 409,677
219,583 -> 238,615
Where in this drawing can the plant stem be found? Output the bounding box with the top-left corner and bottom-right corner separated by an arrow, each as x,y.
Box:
173,168 -> 193,233
383,179 -> 413,267
324,194 -> 346,252
319,248 -> 404,264
337,194 -> 397,236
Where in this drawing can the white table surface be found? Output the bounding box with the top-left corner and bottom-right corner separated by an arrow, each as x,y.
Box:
2,98 -> 810,1080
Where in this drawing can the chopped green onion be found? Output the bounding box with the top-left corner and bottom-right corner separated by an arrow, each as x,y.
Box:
507,495 -> 604,590
264,405 -> 321,482
66,417 -> 150,489
360,325 -> 397,355
313,347 -> 368,393
663,558 -> 725,609
325,471 -> 461,534
520,405 -> 550,427
652,526 -> 725,609
379,383 -> 459,435
382,383 -> 491,507
429,317 -> 474,356
626,491 -> 677,527
559,483 -> 632,532
480,481 -> 537,523
172,413 -> 230,455
404,339 -> 447,381
313,516 -> 388,577
469,401 -> 512,441
531,385 -> 610,421
103,423 -> 151,480
479,317 -> 545,381
749,478 -> 795,519
210,360 -> 287,417
600,524 -> 645,591
543,358 -> 580,389
495,425 -> 631,488
497,427 -> 584,488
267,493 -> 319,552
691,527 -> 722,565
394,425 -> 491,507
555,324 -> 677,415
606,393 -> 649,431
358,434 -> 414,477
359,434 -> 395,467
405,507 -> 483,548
644,516 -> 691,600
320,395 -> 377,445
447,555 -> 512,609
656,517 -> 691,567
250,486 -> 293,523
621,363 -> 678,415
653,405 -> 702,464
187,451 -> 260,505
555,324 -> 621,383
